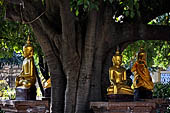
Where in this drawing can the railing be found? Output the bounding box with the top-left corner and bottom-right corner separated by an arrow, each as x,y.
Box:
0,65 -> 21,88
161,71 -> 170,84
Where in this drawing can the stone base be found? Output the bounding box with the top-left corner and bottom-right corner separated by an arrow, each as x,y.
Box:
90,98 -> 170,113
0,100 -> 49,113
42,97 -> 50,101
16,85 -> 36,100
107,94 -> 134,102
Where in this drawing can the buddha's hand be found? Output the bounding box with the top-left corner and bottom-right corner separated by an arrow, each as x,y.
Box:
142,60 -> 147,68
110,81 -> 115,86
139,61 -> 148,69
134,71 -> 137,75
17,73 -> 24,78
22,80 -> 28,85
19,80 -> 23,84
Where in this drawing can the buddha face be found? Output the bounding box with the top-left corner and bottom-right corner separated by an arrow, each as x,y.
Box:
23,46 -> 33,58
113,56 -> 122,66
138,53 -> 146,61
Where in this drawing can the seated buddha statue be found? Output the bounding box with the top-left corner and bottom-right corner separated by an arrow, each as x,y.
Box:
131,47 -> 154,100
107,49 -> 133,95
15,37 -> 36,89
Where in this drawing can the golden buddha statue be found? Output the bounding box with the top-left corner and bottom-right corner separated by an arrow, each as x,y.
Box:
107,49 -> 133,95
15,37 -> 36,89
131,47 -> 154,100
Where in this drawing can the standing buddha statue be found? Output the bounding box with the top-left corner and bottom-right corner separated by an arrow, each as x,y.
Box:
131,47 -> 154,100
107,49 -> 133,95
15,37 -> 36,89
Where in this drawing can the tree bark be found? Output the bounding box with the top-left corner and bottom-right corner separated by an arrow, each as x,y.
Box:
59,1 -> 82,113
30,21 -> 66,113
4,0 -> 170,113
75,9 -> 98,113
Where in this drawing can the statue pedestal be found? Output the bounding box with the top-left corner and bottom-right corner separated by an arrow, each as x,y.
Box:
107,94 -> 134,102
16,85 -> 36,100
0,100 -> 49,113
90,98 -> 170,113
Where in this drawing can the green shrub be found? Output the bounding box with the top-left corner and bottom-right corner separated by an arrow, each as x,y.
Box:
153,82 -> 170,113
0,110 -> 5,113
153,82 -> 170,98
0,80 -> 16,100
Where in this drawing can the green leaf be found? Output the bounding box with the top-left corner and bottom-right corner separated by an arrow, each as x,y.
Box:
125,11 -> 129,17
76,9 -> 79,16
84,4 -> 88,9
119,2 -> 123,5
0,0 -> 3,6
130,11 -> 135,18
70,7 -> 73,12
128,0 -> 133,10
137,10 -> 141,17
168,52 -> 170,56
77,0 -> 83,5
109,0 -> 113,4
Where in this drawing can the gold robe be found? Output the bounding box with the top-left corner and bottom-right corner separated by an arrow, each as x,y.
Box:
131,61 -> 154,91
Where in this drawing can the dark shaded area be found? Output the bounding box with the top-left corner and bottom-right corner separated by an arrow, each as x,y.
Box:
134,87 -> 153,101
35,64 -> 44,96
126,69 -> 133,87
15,85 -> 36,100
38,55 -> 50,81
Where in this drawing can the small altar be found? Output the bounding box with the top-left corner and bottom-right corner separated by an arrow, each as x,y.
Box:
90,98 -> 170,113
0,100 -> 49,113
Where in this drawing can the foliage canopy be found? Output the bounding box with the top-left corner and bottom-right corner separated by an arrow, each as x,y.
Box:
122,40 -> 170,70
0,0 -> 169,70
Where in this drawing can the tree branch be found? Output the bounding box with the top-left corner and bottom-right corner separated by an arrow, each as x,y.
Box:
5,0 -> 44,23
103,23 -> 170,54
119,24 -> 170,43
76,9 -> 98,112
59,0 -> 79,67
115,23 -> 170,51
45,0 -> 62,33
60,1 -> 76,44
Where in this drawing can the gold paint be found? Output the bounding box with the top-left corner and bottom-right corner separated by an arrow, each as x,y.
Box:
131,47 -> 154,90
107,49 -> 133,95
16,36 -> 36,88
43,78 -> 51,89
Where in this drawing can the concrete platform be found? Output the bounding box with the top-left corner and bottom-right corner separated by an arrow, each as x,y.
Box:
0,100 -> 49,113
90,98 -> 170,113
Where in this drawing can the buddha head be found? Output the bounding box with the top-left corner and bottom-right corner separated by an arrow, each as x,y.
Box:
112,49 -> 122,67
23,36 -> 34,58
137,47 -> 146,62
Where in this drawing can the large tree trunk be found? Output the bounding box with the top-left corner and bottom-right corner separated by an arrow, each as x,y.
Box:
30,21 -> 66,113
4,0 -> 170,113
